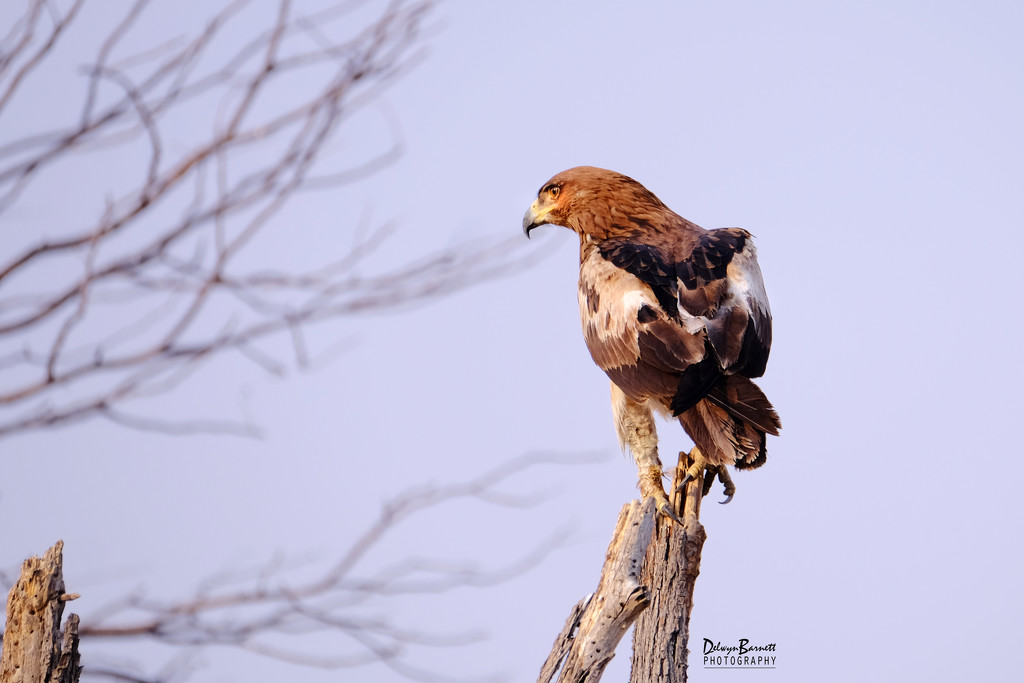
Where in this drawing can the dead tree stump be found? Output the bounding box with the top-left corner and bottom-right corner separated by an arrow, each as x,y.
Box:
538,498 -> 657,682
0,541 -> 81,683
629,453 -> 707,683
539,450 -> 707,683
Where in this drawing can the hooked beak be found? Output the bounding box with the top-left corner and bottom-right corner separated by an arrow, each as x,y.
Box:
522,199 -> 552,238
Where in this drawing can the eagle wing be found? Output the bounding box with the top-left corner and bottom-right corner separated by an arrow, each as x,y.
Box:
595,227 -> 773,413
578,248 -> 710,409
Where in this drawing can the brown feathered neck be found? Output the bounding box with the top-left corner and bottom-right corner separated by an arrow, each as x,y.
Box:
543,167 -> 697,243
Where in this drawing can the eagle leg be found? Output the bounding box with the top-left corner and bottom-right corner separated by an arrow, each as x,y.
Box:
677,448 -> 735,504
611,385 -> 684,524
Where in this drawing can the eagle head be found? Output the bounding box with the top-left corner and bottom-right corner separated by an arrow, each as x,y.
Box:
522,166 -> 671,240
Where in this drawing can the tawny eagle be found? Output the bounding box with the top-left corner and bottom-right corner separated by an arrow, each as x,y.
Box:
523,166 -> 780,517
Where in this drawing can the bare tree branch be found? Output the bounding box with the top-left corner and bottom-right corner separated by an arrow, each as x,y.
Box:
0,0 -> 537,439
0,3 -> 559,681
0,0 -> 85,115
31,452 -> 592,683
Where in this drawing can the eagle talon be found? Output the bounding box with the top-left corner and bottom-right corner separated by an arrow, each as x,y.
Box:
639,466 -> 684,526
656,499 -> 684,526
677,460 -> 737,504
716,464 -> 736,504
677,450 -> 708,492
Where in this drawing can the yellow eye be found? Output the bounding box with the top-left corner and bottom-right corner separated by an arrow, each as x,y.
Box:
547,184 -> 561,198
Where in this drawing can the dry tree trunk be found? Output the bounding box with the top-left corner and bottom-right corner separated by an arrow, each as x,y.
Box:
538,498 -> 657,682
0,541 -> 81,683
538,451 -> 706,683
628,454 -> 707,683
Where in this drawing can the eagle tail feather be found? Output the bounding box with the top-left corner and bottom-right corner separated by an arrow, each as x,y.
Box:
706,376 -> 781,436
679,376 -> 780,469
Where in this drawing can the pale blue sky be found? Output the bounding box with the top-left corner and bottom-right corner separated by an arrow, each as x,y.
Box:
3,1 -> 1023,681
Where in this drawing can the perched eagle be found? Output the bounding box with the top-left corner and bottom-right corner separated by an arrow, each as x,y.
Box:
523,166 -> 780,517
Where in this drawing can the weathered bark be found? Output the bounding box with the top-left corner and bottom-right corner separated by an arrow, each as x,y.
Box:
538,450 -> 707,683
0,541 -> 81,683
629,453 -> 707,683
539,498 -> 657,682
